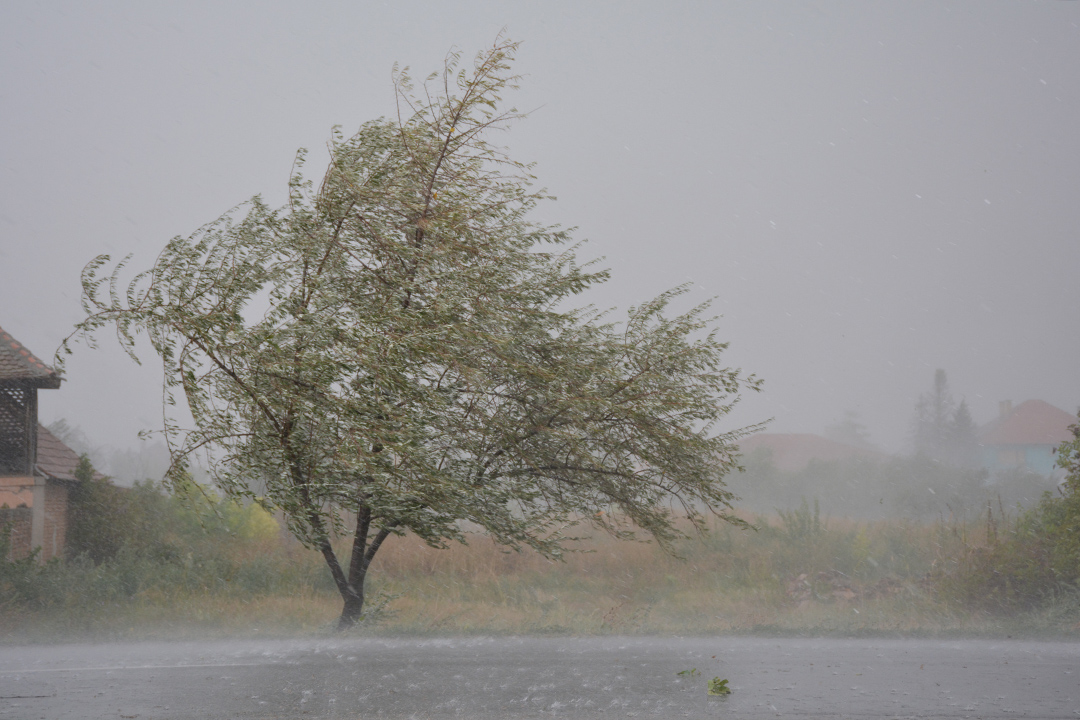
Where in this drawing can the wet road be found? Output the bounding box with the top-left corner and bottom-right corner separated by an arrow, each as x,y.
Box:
1,636 -> 1077,719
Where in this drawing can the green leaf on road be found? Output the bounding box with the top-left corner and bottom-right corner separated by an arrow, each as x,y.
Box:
708,677 -> 732,696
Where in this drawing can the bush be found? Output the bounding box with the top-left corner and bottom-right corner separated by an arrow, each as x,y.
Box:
1,460 -> 325,613
936,415 -> 1080,611
1045,418 -> 1080,583
66,456 -> 180,565
729,449 -> 1053,521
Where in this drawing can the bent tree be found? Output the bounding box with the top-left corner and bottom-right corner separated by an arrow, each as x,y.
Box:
63,41 -> 763,629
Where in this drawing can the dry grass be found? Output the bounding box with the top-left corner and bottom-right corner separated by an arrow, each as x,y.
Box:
4,510 -> 1078,642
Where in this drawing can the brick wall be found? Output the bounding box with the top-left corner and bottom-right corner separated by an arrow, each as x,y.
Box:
40,480 -> 69,562
0,505 -> 32,560
0,477 -> 70,562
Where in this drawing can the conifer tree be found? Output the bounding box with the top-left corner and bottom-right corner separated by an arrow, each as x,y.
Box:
912,369 -> 978,467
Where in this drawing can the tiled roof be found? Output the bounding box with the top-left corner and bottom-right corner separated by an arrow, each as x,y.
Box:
0,325 -> 61,389
35,424 -> 95,482
979,399 -> 1076,447
739,433 -> 888,472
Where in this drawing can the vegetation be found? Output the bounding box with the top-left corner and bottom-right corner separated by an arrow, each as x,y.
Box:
911,369 -> 979,467
65,455 -> 172,565
707,677 -> 732,696
8,422 -> 1072,641
4,470 -> 1079,641
936,413 -> 1080,611
61,40 -> 762,630
728,451 -> 1056,521
2,478 -> 295,617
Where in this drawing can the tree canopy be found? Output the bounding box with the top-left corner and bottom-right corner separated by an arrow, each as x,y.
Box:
62,40 -> 763,628
912,369 -> 978,467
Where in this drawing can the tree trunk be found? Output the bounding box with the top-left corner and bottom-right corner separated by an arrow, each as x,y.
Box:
337,587 -> 365,631
332,510 -> 396,632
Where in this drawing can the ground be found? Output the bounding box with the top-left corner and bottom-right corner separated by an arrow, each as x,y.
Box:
2,636 -> 1077,718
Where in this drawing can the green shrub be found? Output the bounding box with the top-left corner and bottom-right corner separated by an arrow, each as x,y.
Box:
67,457 -> 180,565
936,415 -> 1080,611
1,458 -> 332,613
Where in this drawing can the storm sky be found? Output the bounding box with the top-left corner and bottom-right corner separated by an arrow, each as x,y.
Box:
2,1 -> 1078,455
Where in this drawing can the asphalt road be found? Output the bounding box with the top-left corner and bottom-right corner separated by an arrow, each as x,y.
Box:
1,636 -> 1077,719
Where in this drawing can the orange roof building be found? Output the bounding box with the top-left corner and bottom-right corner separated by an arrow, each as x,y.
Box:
738,433 -> 887,473
1,325 -> 86,562
978,399 -> 1077,476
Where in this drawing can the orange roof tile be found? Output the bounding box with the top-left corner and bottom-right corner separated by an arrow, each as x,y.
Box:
0,325 -> 61,389
35,424 -> 100,482
979,399 -> 1076,447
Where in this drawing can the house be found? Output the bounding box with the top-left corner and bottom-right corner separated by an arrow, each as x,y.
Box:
978,399 -> 1077,477
0,325 -> 86,562
738,433 -> 887,473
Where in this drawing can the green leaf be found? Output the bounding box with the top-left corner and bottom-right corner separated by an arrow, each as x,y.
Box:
708,677 -> 732,696
66,37 -> 764,632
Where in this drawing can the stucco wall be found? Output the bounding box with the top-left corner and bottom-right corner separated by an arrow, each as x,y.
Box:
980,443 -> 1059,476
0,474 -> 34,509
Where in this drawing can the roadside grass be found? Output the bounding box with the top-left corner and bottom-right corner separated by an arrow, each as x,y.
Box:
5,503 -> 1078,642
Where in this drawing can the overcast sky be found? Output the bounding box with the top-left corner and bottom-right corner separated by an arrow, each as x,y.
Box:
2,1 -> 1078,455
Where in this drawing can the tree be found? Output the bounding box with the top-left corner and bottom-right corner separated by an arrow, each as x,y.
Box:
911,369 -> 978,467
61,40 -> 763,629
66,455 -> 126,564
825,410 -> 875,450
66,455 -> 179,565
1044,412 -> 1080,583
45,418 -> 92,456
947,399 -> 979,467
913,369 -> 956,461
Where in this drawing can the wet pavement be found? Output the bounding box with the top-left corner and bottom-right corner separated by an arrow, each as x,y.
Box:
1,636 -> 1077,719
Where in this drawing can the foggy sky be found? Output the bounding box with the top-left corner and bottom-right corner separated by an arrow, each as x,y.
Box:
2,1 -> 1078,457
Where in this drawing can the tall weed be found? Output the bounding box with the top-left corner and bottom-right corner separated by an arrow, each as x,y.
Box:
3,470 -> 1078,638
933,416 -> 1080,613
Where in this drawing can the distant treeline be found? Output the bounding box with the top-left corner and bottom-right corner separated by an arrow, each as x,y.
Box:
727,450 -> 1060,521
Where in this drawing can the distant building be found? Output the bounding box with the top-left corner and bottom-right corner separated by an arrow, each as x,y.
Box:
738,433 -> 887,473
978,399 -> 1076,476
0,325 -> 88,562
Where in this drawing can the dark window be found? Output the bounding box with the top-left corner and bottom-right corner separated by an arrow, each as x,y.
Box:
0,383 -> 35,475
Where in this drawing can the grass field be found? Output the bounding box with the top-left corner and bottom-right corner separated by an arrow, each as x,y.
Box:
4,503 -> 1078,643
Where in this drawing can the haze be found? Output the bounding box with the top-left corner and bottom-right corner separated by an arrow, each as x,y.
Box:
2,1 -> 1078,465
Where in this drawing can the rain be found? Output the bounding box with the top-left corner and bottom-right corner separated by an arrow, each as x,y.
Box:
1,2 -> 1079,718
